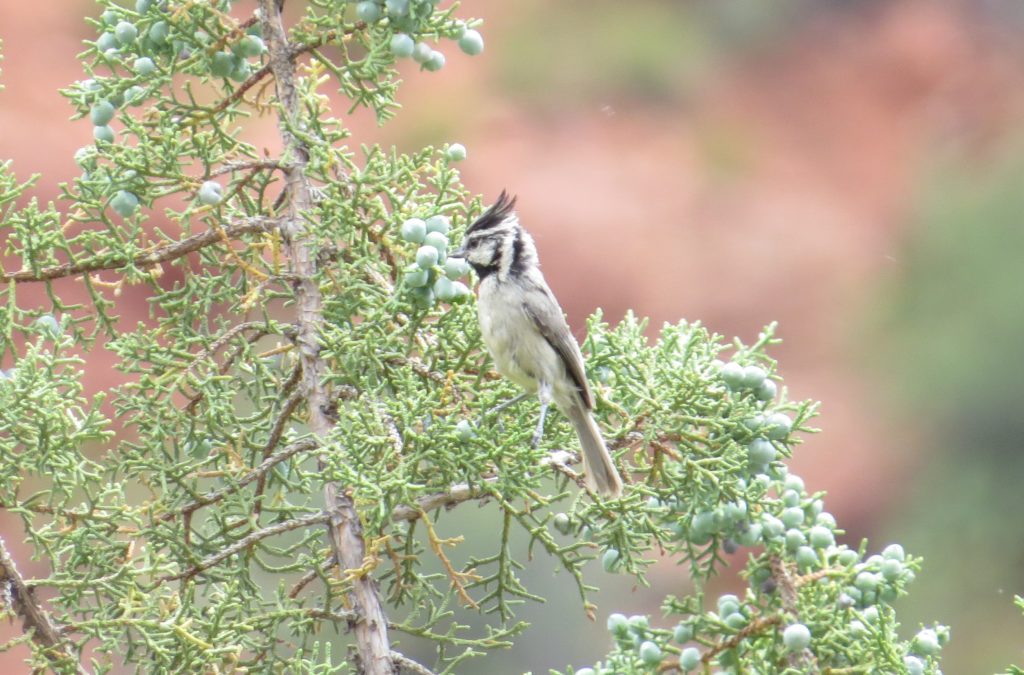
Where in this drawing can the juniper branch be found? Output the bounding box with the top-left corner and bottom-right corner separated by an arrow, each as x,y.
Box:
0,537 -> 87,674
259,1 -> 394,672
2,217 -> 277,282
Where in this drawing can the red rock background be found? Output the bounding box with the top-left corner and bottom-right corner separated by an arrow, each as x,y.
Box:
2,0 -> 1024,672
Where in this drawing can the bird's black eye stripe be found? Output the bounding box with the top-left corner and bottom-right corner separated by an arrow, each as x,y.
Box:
508,228 -> 527,277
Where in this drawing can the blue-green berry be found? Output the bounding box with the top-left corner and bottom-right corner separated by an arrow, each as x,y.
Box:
433,276 -> 456,302
443,257 -> 469,280
115,21 -> 138,45
575,669 -> 595,675
423,50 -> 445,72
415,245 -> 439,269
400,218 -> 427,243
391,33 -> 415,58
716,594 -> 740,617
606,612 -> 629,635
784,473 -> 805,493
638,641 -> 662,665
743,414 -> 765,432
230,60 -> 252,82
783,623 -> 811,651
882,543 -> 906,561
781,490 -> 801,508
404,264 -> 429,288
912,628 -> 940,656
720,362 -> 745,389
747,438 -> 775,464
458,28 -> 484,56
425,215 -> 450,235
816,512 -> 837,529
691,510 -> 716,537
355,1 -> 381,23
904,656 -> 924,675
123,86 -> 145,105
111,190 -> 139,217
781,507 -> 805,528
756,378 -> 778,401
601,548 -> 621,573
34,314 -> 62,338
785,528 -> 806,551
673,622 -> 693,644
837,548 -> 859,566
102,9 -> 120,25
91,101 -> 116,126
766,412 -> 793,440
136,0 -> 154,13
761,514 -> 785,539
98,32 -> 119,54
134,57 -> 156,75
423,231 -> 448,261
880,558 -> 902,581
449,281 -> 471,302
855,572 -> 880,593
446,143 -> 467,161
742,365 -> 766,389
94,125 -> 116,144
737,522 -> 762,546
796,546 -> 818,570
553,513 -> 572,536
198,181 -> 223,206
454,419 -> 474,441
385,0 -> 409,15
211,52 -> 236,77
148,21 -> 170,44
628,615 -> 649,632
808,525 -> 834,549
236,35 -> 265,57
679,647 -> 700,671
412,42 -> 432,64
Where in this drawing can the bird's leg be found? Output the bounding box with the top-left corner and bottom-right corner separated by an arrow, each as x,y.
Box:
531,382 -> 552,449
486,392 -> 529,418
484,392 -> 529,434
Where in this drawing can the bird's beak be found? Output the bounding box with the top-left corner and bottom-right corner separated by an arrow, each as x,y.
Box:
450,246 -> 467,258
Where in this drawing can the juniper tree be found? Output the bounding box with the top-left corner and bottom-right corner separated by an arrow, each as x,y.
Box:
0,1 -> 960,673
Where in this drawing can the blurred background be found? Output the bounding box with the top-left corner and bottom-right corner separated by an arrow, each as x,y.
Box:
2,0 -> 1024,672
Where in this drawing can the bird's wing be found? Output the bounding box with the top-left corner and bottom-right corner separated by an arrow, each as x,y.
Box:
523,291 -> 594,410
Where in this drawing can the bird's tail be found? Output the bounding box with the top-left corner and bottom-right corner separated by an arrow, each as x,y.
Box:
565,401 -> 623,498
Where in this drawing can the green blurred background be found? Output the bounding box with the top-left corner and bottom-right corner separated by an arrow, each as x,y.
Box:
1,0 -> 1023,671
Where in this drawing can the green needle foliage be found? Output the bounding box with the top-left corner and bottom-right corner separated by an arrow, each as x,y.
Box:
0,2 -> 957,674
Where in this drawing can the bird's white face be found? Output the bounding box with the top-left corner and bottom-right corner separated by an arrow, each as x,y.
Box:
457,232 -> 503,269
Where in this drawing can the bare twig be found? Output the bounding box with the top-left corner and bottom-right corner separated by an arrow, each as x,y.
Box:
390,651 -> 437,675
259,1 -> 394,672
3,217 -> 276,283
162,511 -> 329,582
0,537 -> 87,673
209,160 -> 286,177
288,555 -> 336,599
162,438 -> 318,522
390,450 -> 578,523
391,482 -> 494,523
252,387 -> 305,520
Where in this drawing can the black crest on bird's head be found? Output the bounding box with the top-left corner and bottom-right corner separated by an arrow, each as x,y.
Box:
465,190 -> 517,236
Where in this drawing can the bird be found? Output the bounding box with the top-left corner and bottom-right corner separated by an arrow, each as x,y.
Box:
451,191 -> 624,498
